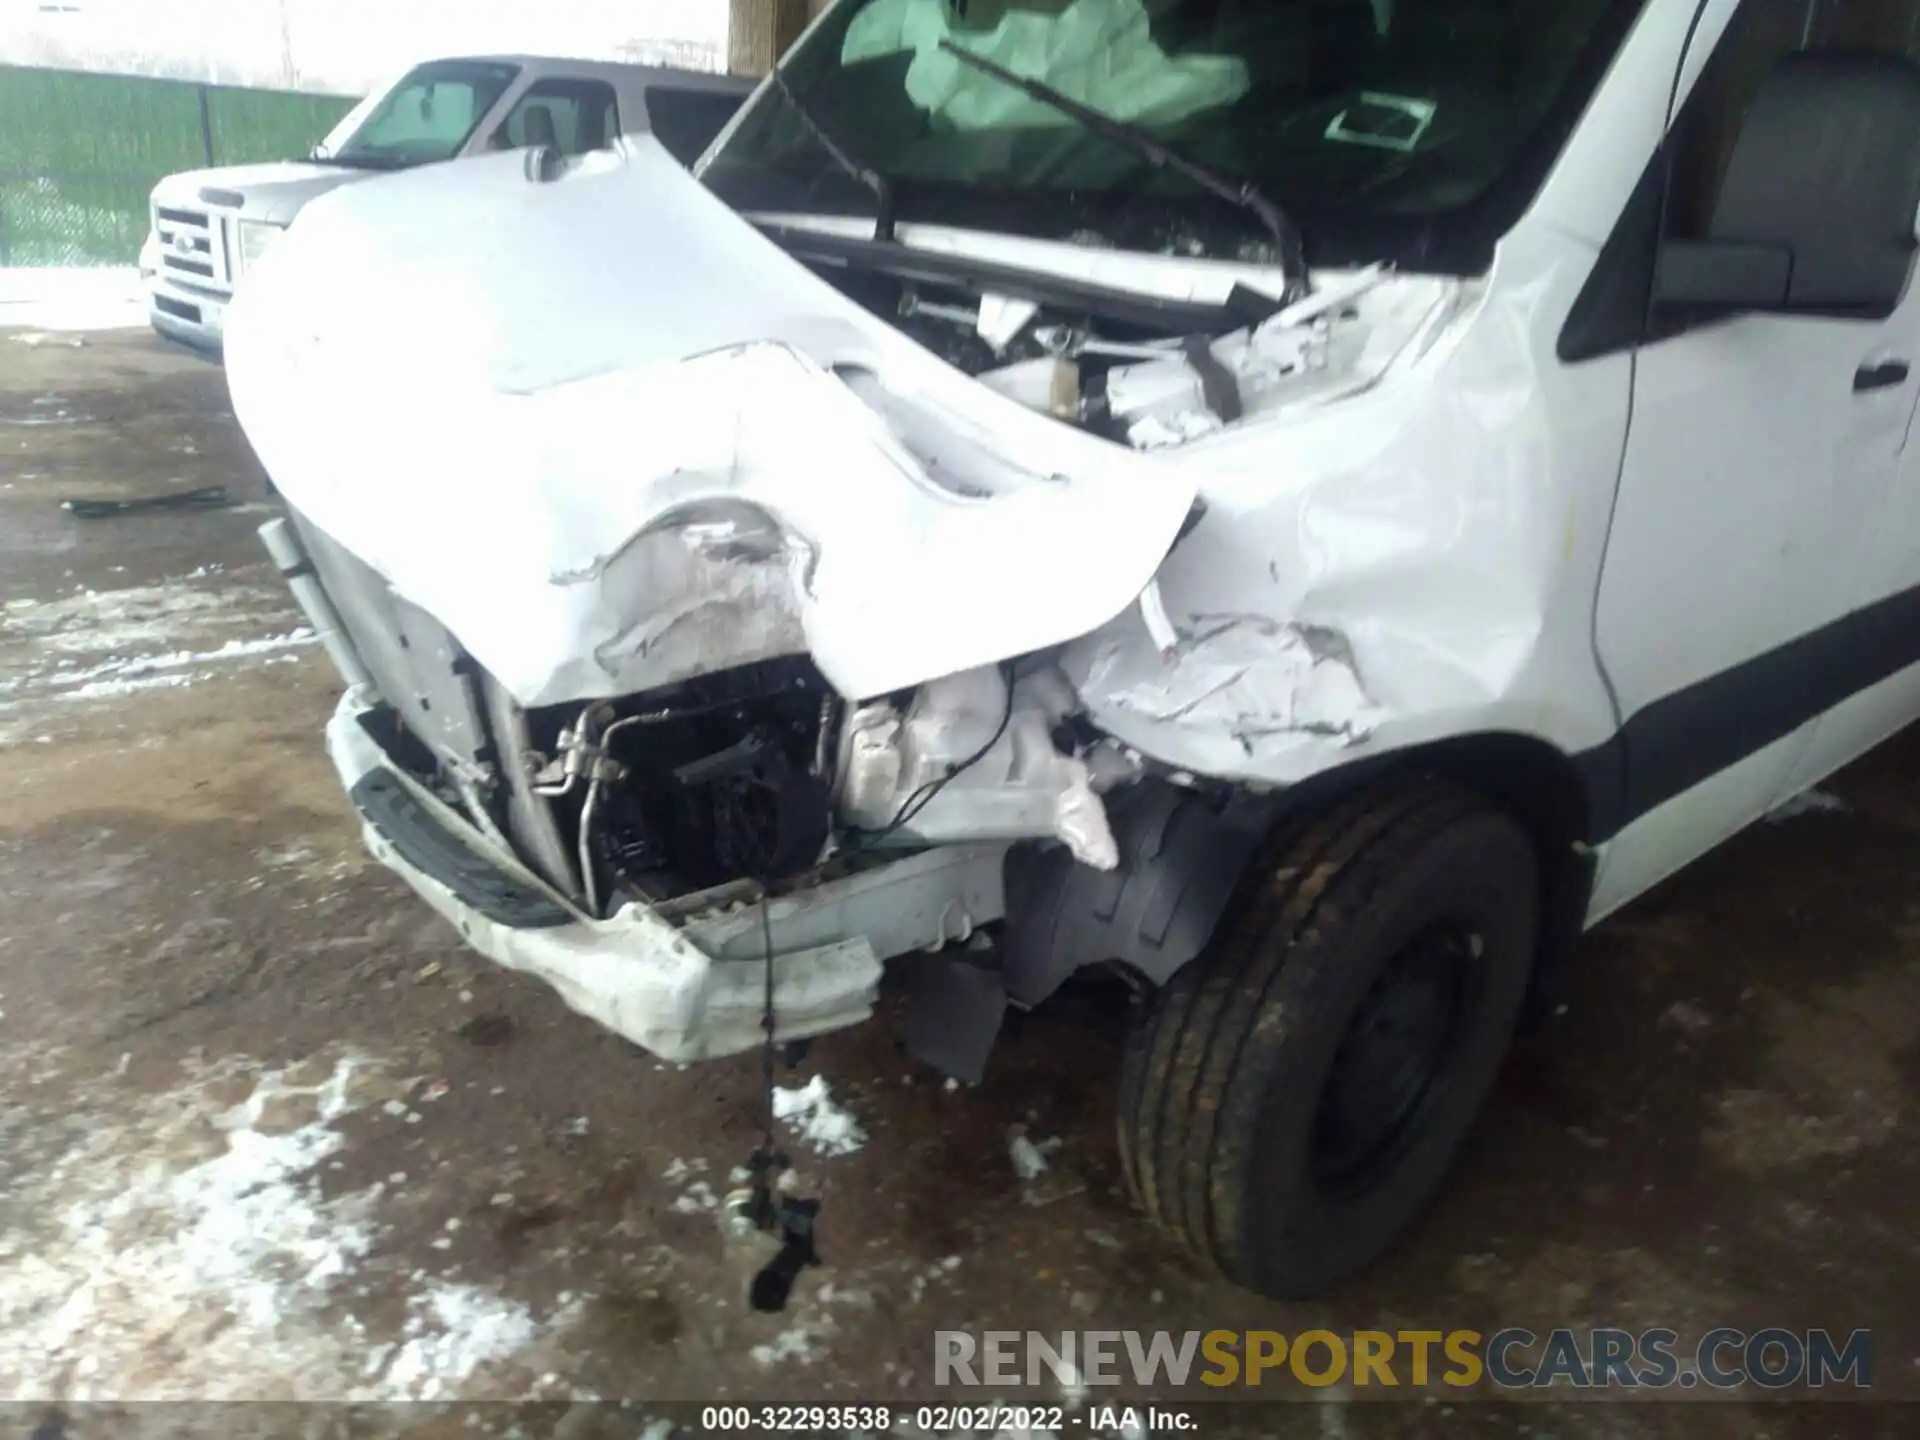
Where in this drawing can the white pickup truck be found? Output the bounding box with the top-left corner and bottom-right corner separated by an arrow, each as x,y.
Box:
227,0 -> 1920,1299
141,55 -> 753,352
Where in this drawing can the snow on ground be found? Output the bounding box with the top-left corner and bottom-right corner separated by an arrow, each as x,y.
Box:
26,629 -> 316,701
772,1074 -> 867,1158
0,267 -> 147,333
0,1043 -> 574,1400
2,579 -> 281,658
0,578 -> 314,734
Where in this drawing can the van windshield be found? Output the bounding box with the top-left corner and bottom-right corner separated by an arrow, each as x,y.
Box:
701,0 -> 1648,271
318,60 -> 522,169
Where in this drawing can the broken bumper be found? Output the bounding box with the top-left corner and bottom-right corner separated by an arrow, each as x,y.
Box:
325,691 -> 888,1063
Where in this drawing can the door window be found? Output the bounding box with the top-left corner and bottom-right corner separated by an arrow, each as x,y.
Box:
490,79 -> 622,156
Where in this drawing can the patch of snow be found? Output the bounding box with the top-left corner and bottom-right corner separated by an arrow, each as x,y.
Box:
1,1053 -> 379,1398
57,671 -> 202,702
11,629 -> 317,700
772,1074 -> 867,1158
662,1156 -> 708,1184
670,1181 -> 718,1214
1660,1000 -> 1714,1036
379,1283 -> 540,1402
0,1048 -> 566,1401
0,267 -> 146,333
3,582 -> 282,653
749,1318 -> 832,1368
1766,788 -> 1851,823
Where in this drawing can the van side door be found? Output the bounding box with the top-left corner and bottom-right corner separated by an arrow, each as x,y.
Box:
1770,1 -> 1920,798
1589,0 -> 1920,916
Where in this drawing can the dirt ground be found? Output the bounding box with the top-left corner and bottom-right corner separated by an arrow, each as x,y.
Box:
1,325 -> 1916,1439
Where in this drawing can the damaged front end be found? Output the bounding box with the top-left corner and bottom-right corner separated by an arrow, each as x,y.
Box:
268,499 -> 1134,1066
228,129 -> 1464,1068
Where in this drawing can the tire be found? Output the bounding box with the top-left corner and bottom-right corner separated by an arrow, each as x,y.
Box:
1117,779 -> 1538,1299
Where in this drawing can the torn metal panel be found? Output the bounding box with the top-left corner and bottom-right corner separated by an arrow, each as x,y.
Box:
1066,234 -> 1625,788
1081,612 -> 1387,756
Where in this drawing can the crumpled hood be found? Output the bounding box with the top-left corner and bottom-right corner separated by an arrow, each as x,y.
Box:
153,161 -> 366,222
224,139 -> 1204,706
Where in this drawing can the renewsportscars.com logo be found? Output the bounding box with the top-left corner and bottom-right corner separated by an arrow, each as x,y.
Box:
934,1328 -> 1874,1392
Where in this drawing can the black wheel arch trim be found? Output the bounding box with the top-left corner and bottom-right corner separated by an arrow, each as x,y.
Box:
1001,731 -> 1598,1016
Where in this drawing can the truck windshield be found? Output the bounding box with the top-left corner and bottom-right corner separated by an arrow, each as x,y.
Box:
701,0 -> 1648,272
318,60 -> 522,169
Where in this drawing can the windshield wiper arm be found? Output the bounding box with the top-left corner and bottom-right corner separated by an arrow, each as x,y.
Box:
936,40 -> 1308,298
769,67 -> 898,242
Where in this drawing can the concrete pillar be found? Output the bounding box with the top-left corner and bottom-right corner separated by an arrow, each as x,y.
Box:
727,0 -> 812,76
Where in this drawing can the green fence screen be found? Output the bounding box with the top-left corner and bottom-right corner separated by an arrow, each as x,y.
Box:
0,65 -> 357,266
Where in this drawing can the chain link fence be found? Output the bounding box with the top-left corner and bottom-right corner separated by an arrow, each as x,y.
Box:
0,65 -> 355,266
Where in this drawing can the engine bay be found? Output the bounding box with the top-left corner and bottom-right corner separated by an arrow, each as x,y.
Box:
509,652 -> 1124,920
762,222 -> 1387,452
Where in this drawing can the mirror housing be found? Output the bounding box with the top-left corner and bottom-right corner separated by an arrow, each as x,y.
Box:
1653,238 -> 1791,315
1660,51 -> 1920,321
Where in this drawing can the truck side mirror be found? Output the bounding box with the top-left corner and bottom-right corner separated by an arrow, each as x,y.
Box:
1656,51 -> 1920,321
1652,238 -> 1791,312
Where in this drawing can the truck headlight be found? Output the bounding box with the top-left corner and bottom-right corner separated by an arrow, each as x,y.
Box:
235,220 -> 286,274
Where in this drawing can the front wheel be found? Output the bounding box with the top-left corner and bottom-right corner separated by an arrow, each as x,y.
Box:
1117,780 -> 1538,1299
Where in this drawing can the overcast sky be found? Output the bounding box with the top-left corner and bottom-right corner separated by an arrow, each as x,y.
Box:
0,0 -> 728,91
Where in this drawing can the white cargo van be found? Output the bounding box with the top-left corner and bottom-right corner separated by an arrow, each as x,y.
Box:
141,55 -> 753,351
227,0 -> 1920,1299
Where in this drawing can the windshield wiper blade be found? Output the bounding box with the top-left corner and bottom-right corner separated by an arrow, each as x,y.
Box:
308,153 -> 404,170
769,68 -> 898,242
935,40 -> 1308,299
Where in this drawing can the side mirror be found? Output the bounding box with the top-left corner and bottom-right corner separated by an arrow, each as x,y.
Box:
1653,237 -> 1791,314
1676,51 -> 1920,319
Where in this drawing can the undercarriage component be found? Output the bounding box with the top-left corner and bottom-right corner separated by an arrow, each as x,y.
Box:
904,947 -> 1008,1084
670,726 -> 832,882
551,659 -> 839,907
1000,779 -> 1278,1006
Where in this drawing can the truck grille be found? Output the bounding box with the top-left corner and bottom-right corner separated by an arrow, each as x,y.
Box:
153,204 -> 232,293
